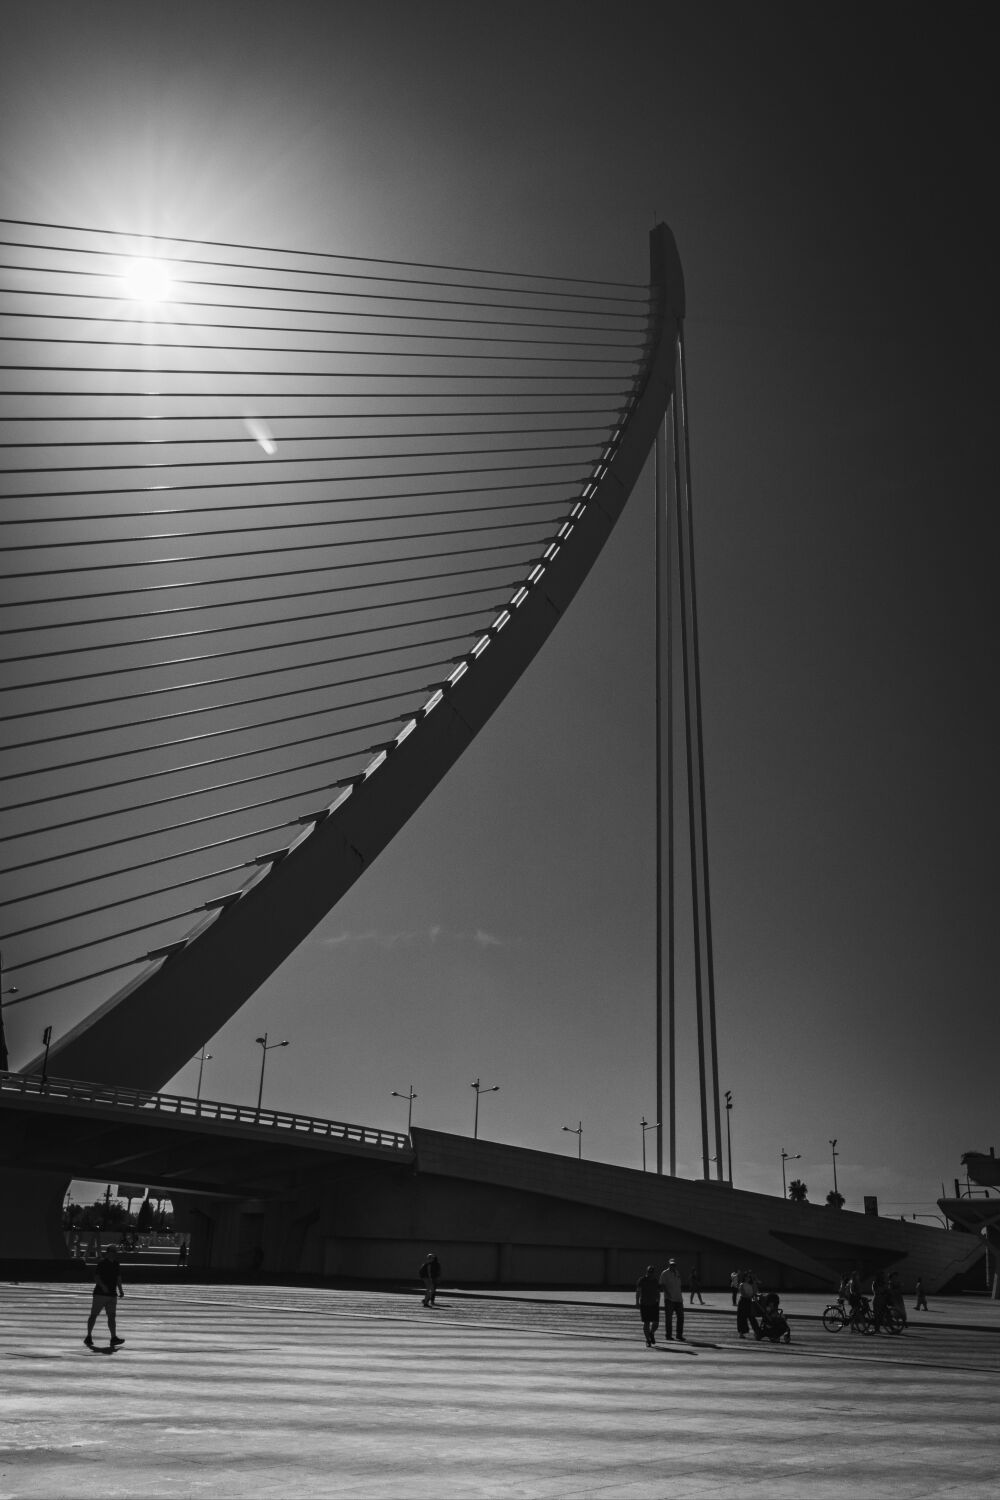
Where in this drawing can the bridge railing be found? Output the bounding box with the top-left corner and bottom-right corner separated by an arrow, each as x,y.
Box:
0,1070 -> 410,1153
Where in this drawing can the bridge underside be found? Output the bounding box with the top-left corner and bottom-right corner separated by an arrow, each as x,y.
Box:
0,1095 -> 983,1292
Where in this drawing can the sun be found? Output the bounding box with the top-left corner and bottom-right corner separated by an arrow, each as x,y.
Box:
120,257 -> 173,302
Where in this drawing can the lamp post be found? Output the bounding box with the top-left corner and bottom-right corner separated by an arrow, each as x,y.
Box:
562,1121 -> 583,1159
724,1090 -> 733,1186
195,1047 -> 213,1103
41,1026 -> 52,1088
471,1078 -> 498,1140
0,947 -> 18,1071
254,1032 -> 288,1113
641,1117 -> 659,1173
781,1149 -> 801,1199
392,1084 -> 418,1134
829,1139 -> 839,1199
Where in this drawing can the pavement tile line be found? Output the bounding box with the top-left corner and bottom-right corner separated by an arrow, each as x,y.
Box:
25,1284 -> 702,1355
10,1283 -> 998,1376
3,1284 -> 999,1500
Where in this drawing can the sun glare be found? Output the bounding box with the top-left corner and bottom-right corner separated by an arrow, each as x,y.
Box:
121,257 -> 173,302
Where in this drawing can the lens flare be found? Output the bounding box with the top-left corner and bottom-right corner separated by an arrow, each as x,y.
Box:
243,417 -> 277,455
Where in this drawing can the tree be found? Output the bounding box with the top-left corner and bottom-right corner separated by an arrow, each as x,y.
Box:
135,1197 -> 154,1232
788,1178 -> 809,1202
826,1190 -> 845,1209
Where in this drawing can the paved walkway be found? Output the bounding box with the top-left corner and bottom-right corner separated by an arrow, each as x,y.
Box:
2,1283 -> 997,1498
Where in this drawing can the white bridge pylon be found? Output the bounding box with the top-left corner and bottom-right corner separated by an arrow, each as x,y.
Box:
3,223 -> 684,1091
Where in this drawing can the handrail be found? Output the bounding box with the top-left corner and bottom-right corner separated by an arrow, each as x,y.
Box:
0,1069 -> 410,1152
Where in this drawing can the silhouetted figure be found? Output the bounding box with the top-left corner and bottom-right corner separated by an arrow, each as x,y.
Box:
420,1251 -> 441,1306
659,1258 -> 685,1340
871,1270 -> 889,1328
757,1291 -> 791,1343
843,1268 -> 862,1324
689,1269 -> 705,1305
736,1270 -> 760,1339
730,1269 -> 739,1306
635,1266 -> 661,1346
888,1270 -> 907,1325
84,1245 -> 124,1349
177,1240 -> 189,1270
915,1277 -> 928,1311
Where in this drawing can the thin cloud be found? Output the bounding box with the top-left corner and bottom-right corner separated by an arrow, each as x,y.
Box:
321,926 -> 507,950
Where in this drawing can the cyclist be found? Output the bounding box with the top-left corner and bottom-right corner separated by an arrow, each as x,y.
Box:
843,1268 -> 864,1329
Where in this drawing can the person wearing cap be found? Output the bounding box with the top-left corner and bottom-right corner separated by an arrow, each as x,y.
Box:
635,1265 -> 661,1347
419,1251 -> 441,1306
84,1244 -> 124,1349
659,1258 -> 685,1341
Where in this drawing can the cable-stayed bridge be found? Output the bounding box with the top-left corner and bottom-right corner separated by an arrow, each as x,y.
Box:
1,219 -> 682,1091
1,223 -> 984,1292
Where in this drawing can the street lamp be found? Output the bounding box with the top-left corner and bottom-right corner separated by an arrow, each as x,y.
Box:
392,1084 -> 418,1134
195,1047 -> 213,1103
41,1025 -> 52,1088
781,1149 -> 801,1199
641,1117 -> 659,1173
471,1078 -> 499,1139
254,1032 -> 288,1113
829,1139 -> 839,1199
0,947 -> 19,1071
562,1121 -> 583,1159
724,1090 -> 734,1186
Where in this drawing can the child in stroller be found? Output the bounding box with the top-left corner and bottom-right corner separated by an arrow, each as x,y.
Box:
756,1291 -> 791,1343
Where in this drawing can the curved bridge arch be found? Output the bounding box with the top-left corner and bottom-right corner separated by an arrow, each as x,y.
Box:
31,225 -> 685,1089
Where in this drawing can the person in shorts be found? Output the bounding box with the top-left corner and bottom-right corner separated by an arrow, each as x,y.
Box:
85,1244 -> 124,1348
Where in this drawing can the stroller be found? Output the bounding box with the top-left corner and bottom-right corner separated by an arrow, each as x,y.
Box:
756,1291 -> 791,1343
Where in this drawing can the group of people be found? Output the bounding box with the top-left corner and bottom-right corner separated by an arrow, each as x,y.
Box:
634,1259 -> 690,1346
636,1265 -> 793,1346
839,1267 -> 910,1327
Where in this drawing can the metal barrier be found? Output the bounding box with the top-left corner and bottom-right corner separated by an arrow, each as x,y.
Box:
0,1070 -> 410,1152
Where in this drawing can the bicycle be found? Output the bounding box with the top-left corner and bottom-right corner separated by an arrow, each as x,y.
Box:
822,1295 -> 903,1335
821,1295 -> 869,1333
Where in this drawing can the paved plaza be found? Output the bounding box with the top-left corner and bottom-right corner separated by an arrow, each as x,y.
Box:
2,1283 -> 997,1498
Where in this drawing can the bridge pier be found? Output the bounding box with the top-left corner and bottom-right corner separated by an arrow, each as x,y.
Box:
0,1166 -> 71,1260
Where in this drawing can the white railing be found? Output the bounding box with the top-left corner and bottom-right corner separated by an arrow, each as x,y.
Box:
0,1070 -> 410,1153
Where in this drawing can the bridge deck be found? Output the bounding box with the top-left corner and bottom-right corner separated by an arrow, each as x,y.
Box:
0,1071 -> 410,1156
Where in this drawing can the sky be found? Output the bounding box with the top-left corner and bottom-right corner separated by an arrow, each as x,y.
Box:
1,1 -> 995,1220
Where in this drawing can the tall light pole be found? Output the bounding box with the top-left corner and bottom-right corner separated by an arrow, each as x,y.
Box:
471,1078 -> 498,1140
195,1047 -> 213,1102
724,1090 -> 733,1186
392,1085 -> 417,1134
829,1139 -> 839,1199
781,1149 -> 801,1199
41,1026 -> 52,1088
641,1117 -> 659,1173
254,1032 -> 288,1113
0,947 -> 18,1071
562,1121 -> 583,1159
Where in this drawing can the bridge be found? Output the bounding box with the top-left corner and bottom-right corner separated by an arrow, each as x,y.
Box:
0,219 -> 983,1290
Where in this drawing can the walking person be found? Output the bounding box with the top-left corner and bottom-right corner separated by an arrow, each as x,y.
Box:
735,1269 -> 760,1340
689,1268 -> 706,1305
420,1250 -> 441,1306
914,1277 -> 928,1311
84,1244 -> 124,1349
730,1269 -> 739,1306
659,1258 -> 685,1341
888,1270 -> 907,1326
635,1265 -> 661,1347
